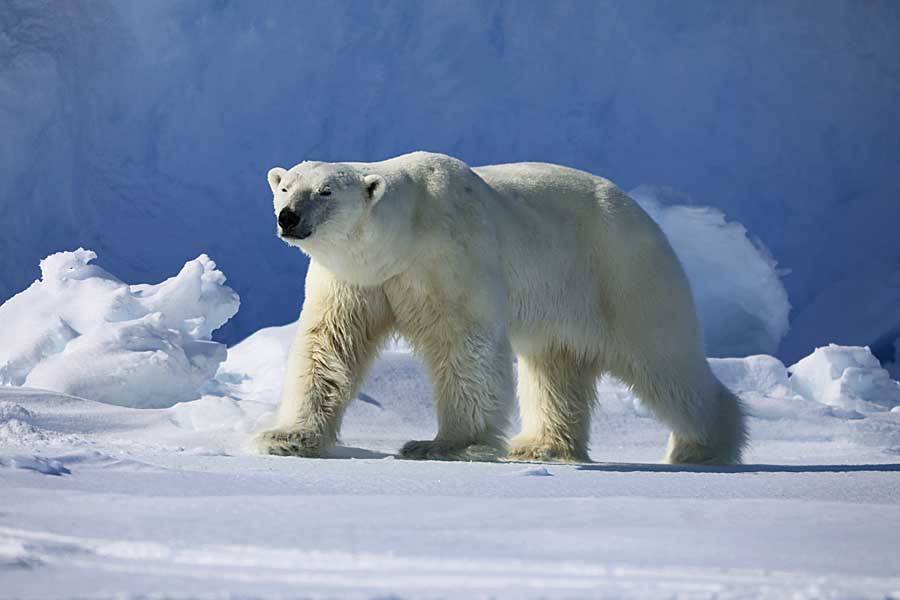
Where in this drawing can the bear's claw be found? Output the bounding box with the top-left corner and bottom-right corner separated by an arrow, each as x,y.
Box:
256,429 -> 326,458
399,440 -> 502,462
505,439 -> 588,463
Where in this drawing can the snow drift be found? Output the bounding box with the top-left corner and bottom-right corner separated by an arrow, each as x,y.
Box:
0,249 -> 239,408
632,186 -> 790,357
789,344 -> 900,414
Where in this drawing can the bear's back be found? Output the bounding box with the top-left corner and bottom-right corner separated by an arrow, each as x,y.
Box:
350,152 -> 645,240
474,162 -> 631,218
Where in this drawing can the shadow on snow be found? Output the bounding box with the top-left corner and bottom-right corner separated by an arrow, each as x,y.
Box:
577,462 -> 900,474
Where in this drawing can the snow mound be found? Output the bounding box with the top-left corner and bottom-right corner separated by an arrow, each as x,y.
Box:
631,186 -> 790,357
789,344 -> 900,413
514,467 -> 553,477
710,354 -> 792,396
0,455 -> 70,476
0,400 -> 82,446
170,395 -> 272,434
0,249 -> 239,408
710,355 -> 850,422
214,322 -> 298,404
0,401 -> 34,424
0,400 -> 67,445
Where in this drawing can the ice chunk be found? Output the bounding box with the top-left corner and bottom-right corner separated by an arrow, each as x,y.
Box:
789,344 -> 900,413
132,255 -> 237,339
709,355 -> 839,421
631,186 -> 790,357
710,355 -> 792,396
39,249 -> 111,285
24,314 -> 226,409
513,467 -> 553,477
0,249 -> 239,408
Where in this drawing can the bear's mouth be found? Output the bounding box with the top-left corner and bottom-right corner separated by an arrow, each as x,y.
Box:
281,226 -> 312,241
279,203 -> 329,242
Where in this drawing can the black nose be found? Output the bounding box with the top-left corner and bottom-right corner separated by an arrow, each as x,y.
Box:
278,207 -> 300,232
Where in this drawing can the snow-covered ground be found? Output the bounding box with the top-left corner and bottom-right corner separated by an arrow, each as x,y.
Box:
3,253 -> 900,598
3,350 -> 900,599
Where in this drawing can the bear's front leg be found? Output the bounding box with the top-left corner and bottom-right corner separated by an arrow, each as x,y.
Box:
256,263 -> 393,457
400,327 -> 514,461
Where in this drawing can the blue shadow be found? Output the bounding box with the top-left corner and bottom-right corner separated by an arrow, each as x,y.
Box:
577,462 -> 900,474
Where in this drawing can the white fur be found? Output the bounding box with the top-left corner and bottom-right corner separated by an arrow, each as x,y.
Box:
257,152 -> 747,464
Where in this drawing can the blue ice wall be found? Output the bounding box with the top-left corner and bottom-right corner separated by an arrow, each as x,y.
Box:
1,0 -> 899,359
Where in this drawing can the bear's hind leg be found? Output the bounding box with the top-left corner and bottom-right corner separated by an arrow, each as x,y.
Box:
507,349 -> 599,463
663,382 -> 747,465
618,358 -> 747,465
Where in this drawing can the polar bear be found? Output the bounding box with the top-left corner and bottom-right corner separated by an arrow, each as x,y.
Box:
257,151 -> 746,464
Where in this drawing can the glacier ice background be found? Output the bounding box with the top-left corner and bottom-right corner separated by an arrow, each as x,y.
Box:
1,1 -> 899,362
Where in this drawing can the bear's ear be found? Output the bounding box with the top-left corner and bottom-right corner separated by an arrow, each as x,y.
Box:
363,174 -> 386,204
267,167 -> 288,192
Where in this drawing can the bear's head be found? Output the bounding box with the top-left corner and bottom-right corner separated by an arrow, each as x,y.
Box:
268,161 -> 413,285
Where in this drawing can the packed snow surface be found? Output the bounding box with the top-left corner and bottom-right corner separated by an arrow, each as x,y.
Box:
0,249 -> 238,408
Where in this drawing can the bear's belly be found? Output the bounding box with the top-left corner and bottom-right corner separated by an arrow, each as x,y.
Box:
504,266 -> 610,357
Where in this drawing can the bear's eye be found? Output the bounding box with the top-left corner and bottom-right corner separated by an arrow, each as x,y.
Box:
281,188 -> 287,193
318,188 -> 332,197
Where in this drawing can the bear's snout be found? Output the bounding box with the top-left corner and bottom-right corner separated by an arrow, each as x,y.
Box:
279,201 -> 324,240
280,207 -> 316,240
278,207 -> 300,232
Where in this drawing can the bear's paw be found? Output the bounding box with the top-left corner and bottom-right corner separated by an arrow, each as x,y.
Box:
399,440 -> 502,462
505,437 -> 589,463
664,434 -> 743,465
256,428 -> 327,458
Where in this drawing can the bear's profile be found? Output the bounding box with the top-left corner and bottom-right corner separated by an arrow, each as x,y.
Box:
258,152 -> 746,464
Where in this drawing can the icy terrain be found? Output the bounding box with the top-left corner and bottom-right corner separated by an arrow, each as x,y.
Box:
2,1 -> 898,358
0,249 -> 238,408
2,256 -> 900,598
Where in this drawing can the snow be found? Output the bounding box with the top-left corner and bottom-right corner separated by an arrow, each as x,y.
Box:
3,4 -> 899,593
0,249 -> 239,408
632,186 -> 790,356
2,2 -> 898,358
0,454 -> 69,476
4,310 -> 900,596
789,344 -> 900,414
2,243 -> 900,597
